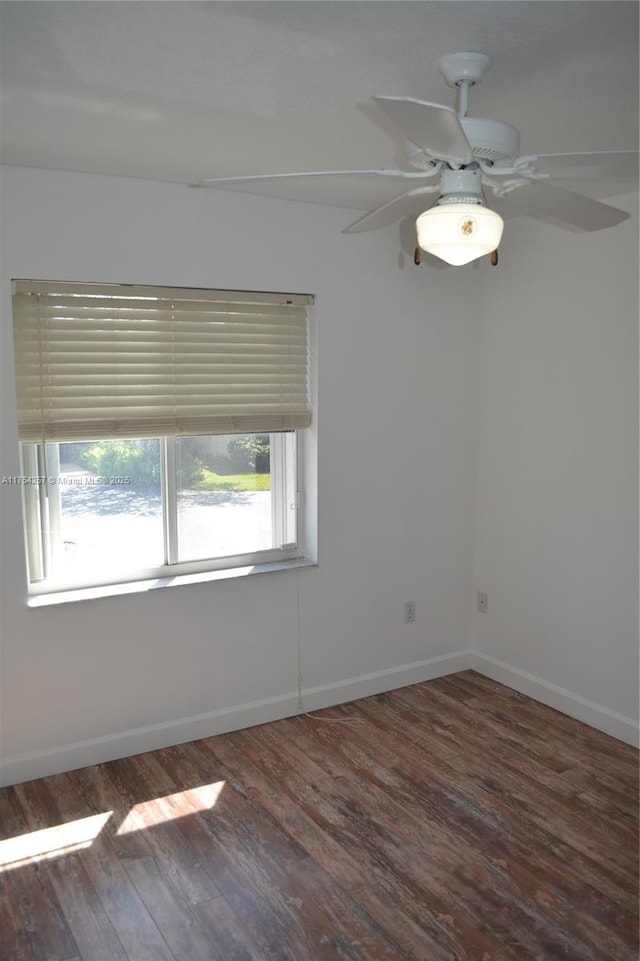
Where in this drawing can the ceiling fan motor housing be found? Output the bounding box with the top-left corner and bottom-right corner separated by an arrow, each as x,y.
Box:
459,117 -> 521,166
406,117 -> 521,170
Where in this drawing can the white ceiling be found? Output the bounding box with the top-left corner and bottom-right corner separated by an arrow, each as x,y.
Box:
1,1 -> 638,212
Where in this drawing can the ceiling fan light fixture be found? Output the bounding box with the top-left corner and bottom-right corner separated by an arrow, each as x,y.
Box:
416,201 -> 504,266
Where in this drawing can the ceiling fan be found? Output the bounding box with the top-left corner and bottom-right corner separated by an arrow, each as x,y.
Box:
195,52 -> 638,266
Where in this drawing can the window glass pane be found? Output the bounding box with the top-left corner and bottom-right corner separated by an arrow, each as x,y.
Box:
175,434 -> 275,562
48,439 -> 164,579
22,431 -> 300,593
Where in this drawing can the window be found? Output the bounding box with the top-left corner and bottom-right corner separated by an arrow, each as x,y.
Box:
12,281 -> 313,596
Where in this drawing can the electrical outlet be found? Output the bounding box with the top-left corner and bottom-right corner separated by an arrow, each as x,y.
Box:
403,600 -> 416,623
477,591 -> 488,613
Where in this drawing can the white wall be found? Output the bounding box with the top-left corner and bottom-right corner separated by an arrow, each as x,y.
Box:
0,166 -> 481,785
1,167 -> 636,786
472,193 -> 639,741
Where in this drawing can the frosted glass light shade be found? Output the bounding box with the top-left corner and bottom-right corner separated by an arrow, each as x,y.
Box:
416,203 -> 504,266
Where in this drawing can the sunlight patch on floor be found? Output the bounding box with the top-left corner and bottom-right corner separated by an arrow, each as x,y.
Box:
0,811 -> 112,871
116,780 -> 226,835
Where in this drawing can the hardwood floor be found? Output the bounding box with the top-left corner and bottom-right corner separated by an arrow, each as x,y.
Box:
1,670 -> 638,961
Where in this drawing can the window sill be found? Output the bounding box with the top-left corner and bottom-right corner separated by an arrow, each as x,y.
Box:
27,558 -> 317,608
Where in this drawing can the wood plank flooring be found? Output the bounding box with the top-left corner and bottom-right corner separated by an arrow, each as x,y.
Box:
1,670 -> 638,961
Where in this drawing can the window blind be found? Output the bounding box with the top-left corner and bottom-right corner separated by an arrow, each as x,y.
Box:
13,281 -> 313,442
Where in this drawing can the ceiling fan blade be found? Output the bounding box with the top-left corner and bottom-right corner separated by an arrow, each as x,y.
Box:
531,150 -> 639,201
532,150 -> 638,182
492,181 -> 630,232
373,97 -> 473,164
193,169 -> 439,211
343,187 -> 439,233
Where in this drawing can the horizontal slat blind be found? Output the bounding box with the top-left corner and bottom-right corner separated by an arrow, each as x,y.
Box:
13,281 -> 313,441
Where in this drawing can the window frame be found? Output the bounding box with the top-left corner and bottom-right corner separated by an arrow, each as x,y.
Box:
22,430 -> 305,598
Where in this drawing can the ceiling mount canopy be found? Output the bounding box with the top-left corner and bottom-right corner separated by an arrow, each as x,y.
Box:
436,51 -> 492,88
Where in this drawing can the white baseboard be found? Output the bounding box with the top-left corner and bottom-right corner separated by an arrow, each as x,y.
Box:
3,649 -> 636,787
0,650 -> 473,787
470,652 -> 639,748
